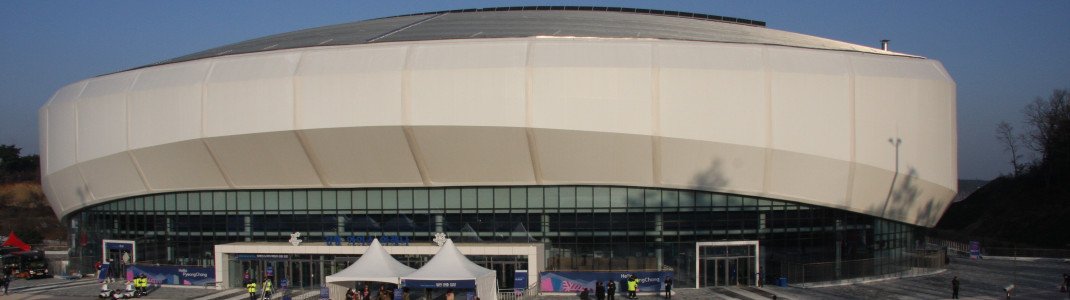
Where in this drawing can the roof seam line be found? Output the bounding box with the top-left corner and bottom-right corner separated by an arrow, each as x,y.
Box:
366,12 -> 449,43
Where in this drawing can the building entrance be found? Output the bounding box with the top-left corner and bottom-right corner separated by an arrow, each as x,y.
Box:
229,254 -> 332,290
696,241 -> 759,287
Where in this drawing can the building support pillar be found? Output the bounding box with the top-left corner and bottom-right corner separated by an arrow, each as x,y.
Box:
243,216 -> 251,242
835,219 -> 843,278
655,213 -> 664,269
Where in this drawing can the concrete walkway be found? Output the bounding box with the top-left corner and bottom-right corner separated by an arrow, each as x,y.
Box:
5,257 -> 1068,299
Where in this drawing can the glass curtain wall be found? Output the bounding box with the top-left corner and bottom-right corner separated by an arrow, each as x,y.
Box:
67,186 -> 915,287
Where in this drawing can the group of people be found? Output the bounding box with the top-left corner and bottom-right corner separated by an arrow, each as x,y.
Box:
131,274 -> 150,296
579,276 -> 673,300
244,277 -> 273,300
97,274 -> 150,299
344,284 -> 411,300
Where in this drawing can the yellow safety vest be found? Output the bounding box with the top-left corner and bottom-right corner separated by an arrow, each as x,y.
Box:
247,282 -> 257,293
263,281 -> 272,292
627,279 -> 637,291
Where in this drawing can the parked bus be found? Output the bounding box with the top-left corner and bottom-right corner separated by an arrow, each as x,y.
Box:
2,250 -> 49,279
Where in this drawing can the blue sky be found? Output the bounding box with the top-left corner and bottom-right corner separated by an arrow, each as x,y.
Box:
2,1 -> 1068,180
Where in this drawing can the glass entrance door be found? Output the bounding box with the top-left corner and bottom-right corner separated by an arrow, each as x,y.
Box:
696,241 -> 758,288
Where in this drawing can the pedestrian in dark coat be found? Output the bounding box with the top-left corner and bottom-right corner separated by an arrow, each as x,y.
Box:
951,276 -> 960,299
663,277 -> 673,299
595,281 -> 605,300
606,280 -> 616,300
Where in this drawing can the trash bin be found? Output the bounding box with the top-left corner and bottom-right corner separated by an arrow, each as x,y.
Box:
777,277 -> 788,287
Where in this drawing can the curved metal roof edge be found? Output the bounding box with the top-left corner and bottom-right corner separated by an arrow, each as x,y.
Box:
377,6 -> 767,27
104,7 -> 926,76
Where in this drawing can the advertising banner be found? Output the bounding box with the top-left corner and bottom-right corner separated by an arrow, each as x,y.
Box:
97,263 -> 111,282
969,241 -> 981,259
125,265 -> 215,286
540,271 -> 673,292
514,270 -> 528,289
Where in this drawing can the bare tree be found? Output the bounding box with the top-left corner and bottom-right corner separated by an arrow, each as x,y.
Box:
1022,89 -> 1070,164
995,121 -> 1024,177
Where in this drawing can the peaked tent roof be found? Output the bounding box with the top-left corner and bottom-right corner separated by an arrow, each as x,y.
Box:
325,238 -> 416,284
2,231 -> 30,251
402,239 -> 494,280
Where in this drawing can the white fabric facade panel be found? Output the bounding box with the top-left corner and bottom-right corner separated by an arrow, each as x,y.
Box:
43,82 -> 85,174
40,38 -> 958,227
657,43 -> 767,147
130,140 -> 228,192
204,53 -> 300,137
48,166 -> 88,213
659,137 -> 766,196
533,129 -> 653,185
76,73 -> 136,162
203,131 -> 320,188
768,47 -> 852,161
531,41 -> 653,135
128,62 -> 210,149
767,150 -> 851,209
409,42 -> 528,127
299,127 -> 423,186
76,152 -> 147,203
412,126 -> 535,184
295,46 -> 406,129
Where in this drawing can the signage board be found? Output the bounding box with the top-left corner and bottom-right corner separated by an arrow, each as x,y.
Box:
402,279 -> 476,289
105,242 -> 132,251
969,241 -> 981,259
235,254 -> 289,260
514,270 -> 528,289
325,235 -> 410,246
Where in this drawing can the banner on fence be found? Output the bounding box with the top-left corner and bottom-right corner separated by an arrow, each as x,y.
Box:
124,265 -> 215,286
539,271 -> 672,292
969,241 -> 981,259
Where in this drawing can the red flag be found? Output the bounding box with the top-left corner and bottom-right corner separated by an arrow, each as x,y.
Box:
2,231 -> 31,251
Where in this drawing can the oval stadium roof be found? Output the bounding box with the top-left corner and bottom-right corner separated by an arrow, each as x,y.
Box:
141,6 -> 917,70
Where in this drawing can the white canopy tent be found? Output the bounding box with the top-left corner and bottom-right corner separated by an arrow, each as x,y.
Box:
401,239 -> 498,300
325,238 -> 416,299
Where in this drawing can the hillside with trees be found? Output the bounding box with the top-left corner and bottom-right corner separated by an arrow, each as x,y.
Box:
936,89 -> 1070,248
0,144 -> 66,245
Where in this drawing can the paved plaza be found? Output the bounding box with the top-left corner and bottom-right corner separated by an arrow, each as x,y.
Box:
3,257 -> 1068,299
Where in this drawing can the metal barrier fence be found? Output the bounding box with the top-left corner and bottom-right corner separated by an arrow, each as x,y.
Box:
981,247 -> 1070,258
926,236 -> 1070,258
497,282 -> 539,300
778,249 -> 947,283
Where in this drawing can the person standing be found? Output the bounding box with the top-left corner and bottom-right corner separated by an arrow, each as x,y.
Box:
606,280 -> 616,300
951,276 -> 959,299
1062,273 -> 1068,297
445,289 -> 455,300
262,278 -> 273,299
627,276 -> 637,299
663,277 -> 672,299
2,272 -> 10,295
246,280 -> 258,300
595,281 -> 605,300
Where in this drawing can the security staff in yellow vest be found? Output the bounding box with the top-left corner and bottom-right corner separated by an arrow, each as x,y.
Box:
262,278 -> 273,299
626,276 -> 638,299
247,281 -> 257,300
135,274 -> 146,295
